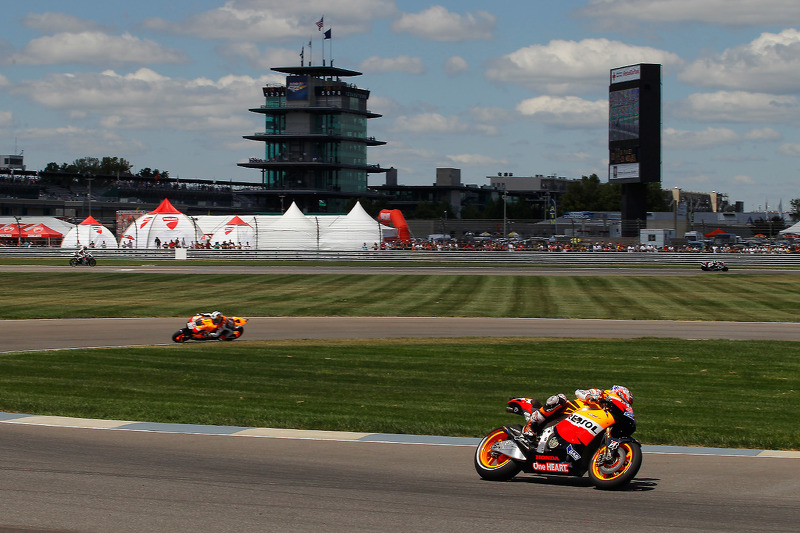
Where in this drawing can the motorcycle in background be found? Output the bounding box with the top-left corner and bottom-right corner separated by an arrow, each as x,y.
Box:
700,260 -> 728,271
69,251 -> 96,267
172,313 -> 248,342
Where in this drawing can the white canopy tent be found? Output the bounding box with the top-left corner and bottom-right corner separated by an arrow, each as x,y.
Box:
208,215 -> 257,248
119,198 -> 201,248
60,215 -> 118,249
318,201 -> 385,250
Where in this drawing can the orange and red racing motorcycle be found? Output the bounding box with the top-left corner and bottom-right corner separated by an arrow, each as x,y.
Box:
171,314 -> 248,343
475,394 -> 642,490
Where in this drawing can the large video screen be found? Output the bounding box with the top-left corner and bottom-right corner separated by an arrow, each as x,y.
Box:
609,88 -> 639,142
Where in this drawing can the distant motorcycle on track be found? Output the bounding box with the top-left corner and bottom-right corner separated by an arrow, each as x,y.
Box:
69,250 -> 96,267
700,260 -> 728,272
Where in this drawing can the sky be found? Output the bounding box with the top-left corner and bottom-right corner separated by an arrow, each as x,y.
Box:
2,1 -> 800,211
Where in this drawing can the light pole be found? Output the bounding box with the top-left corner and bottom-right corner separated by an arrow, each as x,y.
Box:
13,215 -> 22,247
502,191 -> 507,238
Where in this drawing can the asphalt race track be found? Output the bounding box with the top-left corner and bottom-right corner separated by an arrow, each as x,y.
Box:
1,265 -> 799,531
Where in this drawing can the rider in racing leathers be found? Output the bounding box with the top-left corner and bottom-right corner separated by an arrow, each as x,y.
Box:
522,385 -> 634,438
199,311 -> 229,338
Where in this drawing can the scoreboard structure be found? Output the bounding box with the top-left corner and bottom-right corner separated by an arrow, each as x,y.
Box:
609,63 -> 661,184
609,63 -> 661,235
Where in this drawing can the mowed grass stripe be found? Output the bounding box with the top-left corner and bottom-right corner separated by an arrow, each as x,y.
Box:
2,272 -> 800,322
1,338 -> 798,449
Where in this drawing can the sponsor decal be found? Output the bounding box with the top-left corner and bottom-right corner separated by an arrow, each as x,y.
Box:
224,226 -> 234,235
624,409 -> 636,420
548,437 -> 560,449
139,216 -> 154,229
162,216 -> 179,230
536,455 -> 559,461
567,413 -> 603,436
532,462 -> 570,473
93,226 -> 103,234
611,65 -> 641,84
566,444 -> 581,461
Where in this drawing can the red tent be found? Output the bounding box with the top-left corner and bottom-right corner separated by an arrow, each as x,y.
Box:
23,223 -> 63,239
704,228 -> 727,237
0,223 -> 22,238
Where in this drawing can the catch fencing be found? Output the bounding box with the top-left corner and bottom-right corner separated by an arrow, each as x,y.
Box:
2,247 -> 800,267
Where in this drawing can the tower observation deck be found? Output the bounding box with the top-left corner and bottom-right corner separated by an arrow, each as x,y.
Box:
238,65 -> 387,212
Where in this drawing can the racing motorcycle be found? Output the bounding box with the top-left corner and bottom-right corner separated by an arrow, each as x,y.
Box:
172,314 -> 248,342
69,251 -> 96,267
474,393 -> 641,490
700,260 -> 728,271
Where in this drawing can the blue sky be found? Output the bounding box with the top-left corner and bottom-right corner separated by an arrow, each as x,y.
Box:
2,1 -> 800,211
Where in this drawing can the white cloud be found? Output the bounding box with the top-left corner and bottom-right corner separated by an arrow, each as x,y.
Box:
0,110 -> 13,127
446,153 -> 507,166
680,29 -> 800,93
732,174 -> 756,185
16,125 -> 146,155
392,113 -> 470,134
217,42 -> 301,70
485,38 -> 682,93
143,0 -> 396,42
8,32 -> 187,66
675,91 -> 800,123
8,69 -> 277,132
359,55 -> 426,75
469,106 -> 514,124
22,12 -> 107,34
663,127 -> 742,149
578,0 -> 800,26
444,56 -> 468,76
515,96 -> 607,127
778,143 -> 800,157
744,128 -> 781,141
391,6 -> 495,42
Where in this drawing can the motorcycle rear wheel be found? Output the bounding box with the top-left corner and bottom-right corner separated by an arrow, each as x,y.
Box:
474,427 -> 522,481
588,441 -> 642,490
69,258 -> 78,267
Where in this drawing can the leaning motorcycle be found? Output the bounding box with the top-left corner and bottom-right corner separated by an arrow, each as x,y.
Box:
700,260 -> 728,271
474,395 -> 641,490
69,253 -> 96,267
172,314 -> 248,342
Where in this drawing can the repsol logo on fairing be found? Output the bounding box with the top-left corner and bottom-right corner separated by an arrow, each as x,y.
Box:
532,462 -> 570,473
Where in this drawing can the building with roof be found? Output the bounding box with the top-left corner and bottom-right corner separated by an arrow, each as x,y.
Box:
238,65 -> 387,213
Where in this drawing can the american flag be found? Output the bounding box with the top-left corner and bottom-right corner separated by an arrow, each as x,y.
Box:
316,17 -> 324,30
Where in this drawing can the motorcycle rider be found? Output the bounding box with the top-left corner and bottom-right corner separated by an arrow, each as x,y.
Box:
523,385 -> 634,438
198,311 -> 229,338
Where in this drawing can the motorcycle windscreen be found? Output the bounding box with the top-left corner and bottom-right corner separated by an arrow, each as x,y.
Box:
555,408 -> 614,446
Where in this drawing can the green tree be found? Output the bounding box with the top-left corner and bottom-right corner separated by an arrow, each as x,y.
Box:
98,157 -> 133,175
790,198 -> 800,221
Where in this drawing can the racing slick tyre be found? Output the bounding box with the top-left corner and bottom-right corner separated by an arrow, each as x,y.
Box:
172,330 -> 189,343
69,258 -> 78,267
87,257 -> 97,266
474,426 -> 523,481
588,440 -> 642,490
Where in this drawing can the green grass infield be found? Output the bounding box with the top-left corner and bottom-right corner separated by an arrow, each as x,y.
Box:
3,271 -> 800,321
0,338 -> 797,450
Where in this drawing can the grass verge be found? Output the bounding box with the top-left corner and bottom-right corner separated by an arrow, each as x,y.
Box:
1,338 -> 797,450
3,271 -> 800,321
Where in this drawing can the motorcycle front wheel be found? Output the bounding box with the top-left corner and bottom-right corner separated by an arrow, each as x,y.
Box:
588,441 -> 642,490
87,257 -> 97,266
172,330 -> 189,343
474,427 -> 522,481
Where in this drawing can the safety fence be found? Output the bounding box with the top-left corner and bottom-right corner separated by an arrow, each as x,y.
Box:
2,247 -> 800,267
